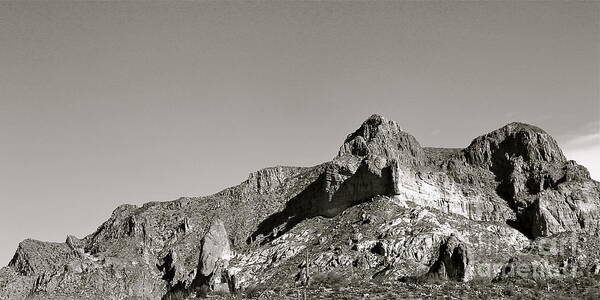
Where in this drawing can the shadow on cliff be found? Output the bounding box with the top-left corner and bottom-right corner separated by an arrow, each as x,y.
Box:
247,161 -> 395,245
484,136 -> 565,239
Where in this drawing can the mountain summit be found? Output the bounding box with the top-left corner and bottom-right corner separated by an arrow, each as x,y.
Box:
338,114 -> 424,159
2,115 -> 599,299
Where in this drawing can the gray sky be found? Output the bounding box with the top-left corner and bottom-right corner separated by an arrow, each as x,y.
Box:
0,1 -> 598,265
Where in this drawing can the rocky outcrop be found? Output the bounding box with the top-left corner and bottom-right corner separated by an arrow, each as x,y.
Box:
2,114 -> 599,299
492,232 -> 600,283
235,196 -> 528,287
338,114 -> 424,165
246,166 -> 307,195
427,234 -> 473,282
390,164 -> 514,222
463,122 -> 568,201
495,256 -> 553,281
161,219 -> 236,298
197,219 -> 234,293
464,122 -> 565,167
8,239 -> 77,276
461,122 -> 600,238
248,155 -> 398,244
463,122 -> 567,204
520,177 -> 600,237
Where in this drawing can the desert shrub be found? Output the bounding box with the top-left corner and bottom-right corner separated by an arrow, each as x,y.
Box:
212,289 -> 235,298
585,289 -> 600,300
502,286 -> 515,297
469,276 -> 492,287
196,285 -> 210,298
312,271 -> 347,287
534,278 -> 549,291
244,284 -> 267,299
402,274 -> 444,285
578,276 -> 597,287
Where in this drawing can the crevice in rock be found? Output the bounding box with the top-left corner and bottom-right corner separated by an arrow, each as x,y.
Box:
426,234 -> 472,282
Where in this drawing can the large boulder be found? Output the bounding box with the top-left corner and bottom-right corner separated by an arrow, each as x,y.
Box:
162,219 -> 236,299
196,219 -> 235,294
199,219 -> 233,277
427,234 -> 473,282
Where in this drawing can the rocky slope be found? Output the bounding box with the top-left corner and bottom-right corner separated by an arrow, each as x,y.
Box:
1,114 -> 599,299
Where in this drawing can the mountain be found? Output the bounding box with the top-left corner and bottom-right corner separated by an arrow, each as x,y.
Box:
2,114 -> 600,299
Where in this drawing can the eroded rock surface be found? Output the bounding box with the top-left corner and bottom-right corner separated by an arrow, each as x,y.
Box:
1,114 -> 599,299
197,219 -> 234,293
427,234 -> 473,282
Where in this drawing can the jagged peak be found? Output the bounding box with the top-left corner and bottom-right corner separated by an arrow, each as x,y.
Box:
342,114 -> 400,144
3,113 -> 600,299
338,114 -> 423,160
357,114 -> 393,129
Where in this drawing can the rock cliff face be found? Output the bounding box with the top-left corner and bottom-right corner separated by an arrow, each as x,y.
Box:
338,114 -> 425,164
462,122 -> 600,238
427,234 -> 473,282
1,114 -> 599,299
197,219 -> 234,292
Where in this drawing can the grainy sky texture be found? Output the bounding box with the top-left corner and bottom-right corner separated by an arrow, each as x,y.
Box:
0,1 -> 599,264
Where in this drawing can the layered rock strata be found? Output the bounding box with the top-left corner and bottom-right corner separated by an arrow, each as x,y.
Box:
1,114 -> 599,299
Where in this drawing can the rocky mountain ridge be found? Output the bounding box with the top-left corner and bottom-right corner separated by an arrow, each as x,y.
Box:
2,114 -> 599,299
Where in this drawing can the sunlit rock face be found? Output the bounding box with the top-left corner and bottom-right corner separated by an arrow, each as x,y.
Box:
390,164 -> 514,222
521,179 -> 600,237
461,122 -> 600,238
464,122 -> 566,168
2,114 -> 600,299
338,114 -> 425,162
